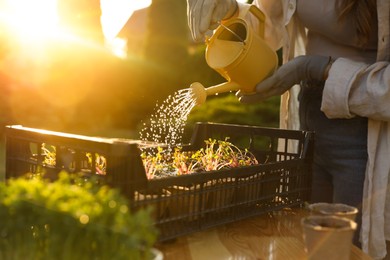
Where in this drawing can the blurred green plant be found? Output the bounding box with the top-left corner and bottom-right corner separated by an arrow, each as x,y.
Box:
0,172 -> 158,260
180,93 -> 280,142
188,94 -> 280,126
143,0 -> 188,71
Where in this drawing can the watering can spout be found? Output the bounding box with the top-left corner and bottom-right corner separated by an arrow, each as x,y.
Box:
190,81 -> 240,105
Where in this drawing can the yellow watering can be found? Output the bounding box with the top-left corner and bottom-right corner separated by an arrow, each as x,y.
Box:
191,5 -> 278,105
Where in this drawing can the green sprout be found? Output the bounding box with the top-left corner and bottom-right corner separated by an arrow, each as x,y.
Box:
141,138 -> 258,179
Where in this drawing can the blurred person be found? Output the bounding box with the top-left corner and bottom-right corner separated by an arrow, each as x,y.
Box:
186,0 -> 389,259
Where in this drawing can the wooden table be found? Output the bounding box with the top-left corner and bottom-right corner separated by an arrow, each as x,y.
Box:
156,208 -> 372,260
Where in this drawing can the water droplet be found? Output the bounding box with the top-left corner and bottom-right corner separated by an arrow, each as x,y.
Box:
108,200 -> 117,208
139,88 -> 197,149
79,214 -> 89,224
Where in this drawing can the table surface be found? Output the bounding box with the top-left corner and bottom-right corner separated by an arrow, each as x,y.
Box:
156,208 -> 373,260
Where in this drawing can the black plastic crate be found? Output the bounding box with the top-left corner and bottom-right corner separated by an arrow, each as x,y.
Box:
4,122 -> 314,241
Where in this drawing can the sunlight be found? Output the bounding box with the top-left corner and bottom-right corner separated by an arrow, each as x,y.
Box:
101,0 -> 151,58
105,37 -> 128,59
1,0 -> 59,43
1,0 -> 151,45
101,0 -> 151,40
0,0 -> 151,60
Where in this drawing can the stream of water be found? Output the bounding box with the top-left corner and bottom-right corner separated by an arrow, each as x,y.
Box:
139,88 -> 197,149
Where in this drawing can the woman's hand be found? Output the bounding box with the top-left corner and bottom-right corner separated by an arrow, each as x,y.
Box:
237,55 -> 332,103
187,0 -> 237,42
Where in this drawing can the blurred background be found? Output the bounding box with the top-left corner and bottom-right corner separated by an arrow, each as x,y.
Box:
0,0 -> 280,145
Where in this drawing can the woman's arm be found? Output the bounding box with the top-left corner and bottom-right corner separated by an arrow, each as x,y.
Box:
252,0 -> 284,51
322,59 -> 390,121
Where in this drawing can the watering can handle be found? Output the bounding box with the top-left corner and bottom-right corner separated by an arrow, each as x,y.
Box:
237,5 -> 266,39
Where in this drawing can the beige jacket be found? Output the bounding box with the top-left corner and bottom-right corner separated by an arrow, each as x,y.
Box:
238,0 -> 390,259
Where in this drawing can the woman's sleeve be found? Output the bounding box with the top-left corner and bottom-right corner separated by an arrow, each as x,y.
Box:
237,0 -> 284,51
322,58 -> 390,121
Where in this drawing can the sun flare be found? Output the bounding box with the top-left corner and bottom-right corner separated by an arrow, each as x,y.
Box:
100,0 -> 151,40
1,0 -> 59,43
1,0 -> 151,58
1,0 -> 151,42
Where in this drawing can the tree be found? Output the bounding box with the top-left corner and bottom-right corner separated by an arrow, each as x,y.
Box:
57,0 -> 104,43
143,0 -> 189,71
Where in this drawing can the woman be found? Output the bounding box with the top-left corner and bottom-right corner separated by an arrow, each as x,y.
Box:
187,0 -> 389,259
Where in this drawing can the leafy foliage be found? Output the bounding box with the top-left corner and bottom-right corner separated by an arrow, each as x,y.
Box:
181,93 -> 280,142
143,0 -> 189,69
188,93 -> 280,126
0,172 -> 158,260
